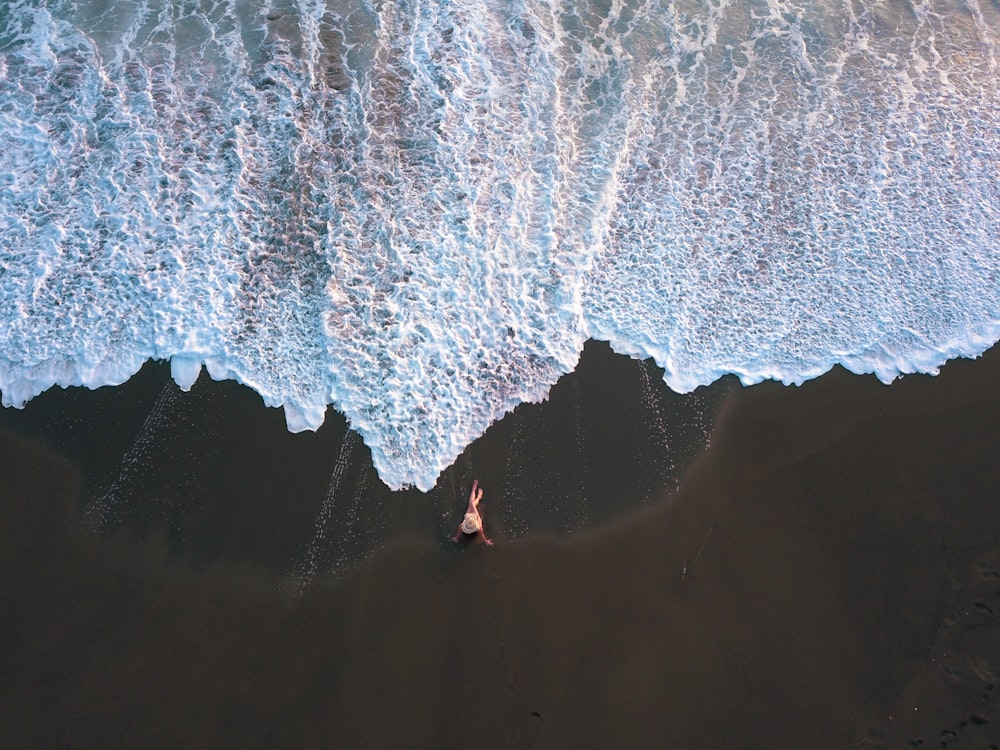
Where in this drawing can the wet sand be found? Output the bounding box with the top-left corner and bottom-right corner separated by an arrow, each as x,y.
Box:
1,341 -> 998,749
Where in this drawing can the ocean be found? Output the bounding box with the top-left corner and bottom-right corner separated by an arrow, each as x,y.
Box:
1,0 -> 998,490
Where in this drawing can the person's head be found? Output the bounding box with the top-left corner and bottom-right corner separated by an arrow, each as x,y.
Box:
462,514 -> 481,534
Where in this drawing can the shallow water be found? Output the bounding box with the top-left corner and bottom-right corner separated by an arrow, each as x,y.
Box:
1,0 -> 998,489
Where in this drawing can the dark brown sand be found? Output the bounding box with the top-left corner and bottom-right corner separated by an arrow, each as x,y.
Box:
1,341 -> 998,749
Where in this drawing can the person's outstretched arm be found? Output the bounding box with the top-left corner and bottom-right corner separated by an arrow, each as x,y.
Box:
478,528 -> 494,546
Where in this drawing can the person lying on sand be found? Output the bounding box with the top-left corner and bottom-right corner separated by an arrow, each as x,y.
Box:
452,479 -> 494,546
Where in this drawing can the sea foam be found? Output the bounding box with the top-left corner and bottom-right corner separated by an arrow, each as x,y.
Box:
1,0 -> 998,490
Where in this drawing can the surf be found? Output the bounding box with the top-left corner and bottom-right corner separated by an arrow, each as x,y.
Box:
1,0 -> 998,490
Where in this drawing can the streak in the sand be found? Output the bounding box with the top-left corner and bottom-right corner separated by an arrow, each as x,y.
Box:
290,429 -> 363,588
91,382 -> 182,527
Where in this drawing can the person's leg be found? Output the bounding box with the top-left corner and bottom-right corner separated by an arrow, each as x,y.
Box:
466,480 -> 482,514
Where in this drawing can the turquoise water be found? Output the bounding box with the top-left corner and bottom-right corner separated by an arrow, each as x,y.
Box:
1,0 -> 998,489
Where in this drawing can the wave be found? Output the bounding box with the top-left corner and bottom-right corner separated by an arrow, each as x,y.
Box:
1,0 -> 998,490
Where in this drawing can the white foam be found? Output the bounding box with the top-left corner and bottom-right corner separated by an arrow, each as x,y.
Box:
1,0 -> 998,491
169,355 -> 202,391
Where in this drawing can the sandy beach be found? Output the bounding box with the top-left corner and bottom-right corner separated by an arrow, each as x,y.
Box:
1,341 -> 998,749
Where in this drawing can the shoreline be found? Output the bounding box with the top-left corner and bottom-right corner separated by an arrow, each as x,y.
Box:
0,340 -> 733,571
